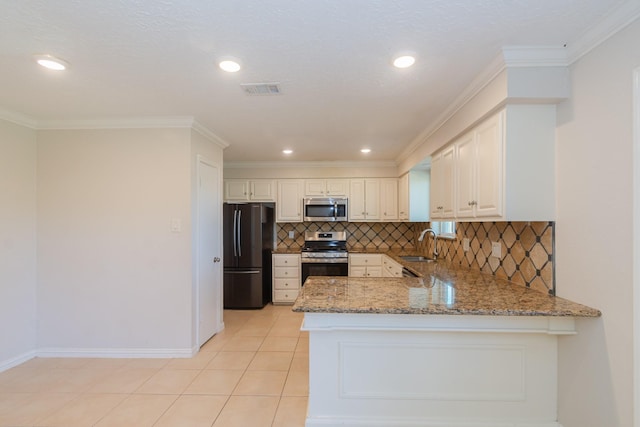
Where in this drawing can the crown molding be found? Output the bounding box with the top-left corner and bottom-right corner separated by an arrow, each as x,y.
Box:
36,116 -> 197,130
192,121 -> 230,149
566,0 -> 640,64
223,160 -> 397,169
502,46 -> 568,67
0,109 -> 39,129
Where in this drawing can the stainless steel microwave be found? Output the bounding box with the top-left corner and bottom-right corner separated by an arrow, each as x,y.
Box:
303,197 -> 348,222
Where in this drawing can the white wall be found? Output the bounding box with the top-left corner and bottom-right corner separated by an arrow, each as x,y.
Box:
555,19 -> 640,427
36,128 -> 195,356
0,119 -> 37,368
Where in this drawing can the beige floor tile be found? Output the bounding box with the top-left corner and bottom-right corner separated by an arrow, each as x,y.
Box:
184,370 -> 244,395
295,337 -> 309,353
234,325 -> 272,337
272,396 -> 308,427
221,336 -> 265,352
266,326 -> 301,338
154,395 -> 228,427
233,371 -> 287,396
93,394 -> 177,427
164,350 -> 218,370
260,336 -> 298,352
47,368 -> 113,393
282,370 -> 309,397
122,358 -> 171,369
86,367 -> 158,393
36,393 -> 126,427
289,353 -> 309,372
205,351 -> 255,370
212,395 -> 279,427
247,352 -> 293,371
135,369 -> 200,394
0,392 -> 74,426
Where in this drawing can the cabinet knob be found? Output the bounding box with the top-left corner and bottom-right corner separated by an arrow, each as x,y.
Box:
284,260 -> 288,264
213,257 -> 220,263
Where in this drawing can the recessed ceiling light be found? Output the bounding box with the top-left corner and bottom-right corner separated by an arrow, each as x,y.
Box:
361,148 -> 371,154
219,60 -> 241,73
283,149 -> 293,155
393,55 -> 415,69
34,54 -> 69,71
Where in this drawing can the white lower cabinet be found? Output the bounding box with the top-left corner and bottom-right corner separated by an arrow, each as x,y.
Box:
349,254 -> 383,277
382,255 -> 403,278
272,254 -> 301,304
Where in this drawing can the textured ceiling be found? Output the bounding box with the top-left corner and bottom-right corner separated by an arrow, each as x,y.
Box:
0,0 -> 626,163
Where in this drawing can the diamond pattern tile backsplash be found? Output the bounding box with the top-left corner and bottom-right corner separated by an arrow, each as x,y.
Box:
276,220 -> 555,295
414,221 -> 555,295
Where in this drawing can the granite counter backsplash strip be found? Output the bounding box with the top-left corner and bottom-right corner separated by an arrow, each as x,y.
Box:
416,221 -> 555,296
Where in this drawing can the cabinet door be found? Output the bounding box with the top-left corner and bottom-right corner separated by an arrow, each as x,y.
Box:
250,180 -> 275,201
349,180 -> 366,221
455,132 -> 476,218
364,179 -> 380,220
325,179 -> 349,196
430,155 -> 443,218
380,179 -> 398,221
398,173 -> 409,221
276,180 -> 303,222
304,179 -> 326,196
475,113 -> 503,217
440,146 -> 455,218
224,180 -> 249,201
366,266 -> 383,277
349,266 -> 367,277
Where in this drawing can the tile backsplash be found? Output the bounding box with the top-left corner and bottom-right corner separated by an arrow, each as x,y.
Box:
415,221 -> 555,295
276,220 -> 555,295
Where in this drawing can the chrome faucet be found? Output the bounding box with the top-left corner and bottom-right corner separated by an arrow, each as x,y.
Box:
418,228 -> 438,260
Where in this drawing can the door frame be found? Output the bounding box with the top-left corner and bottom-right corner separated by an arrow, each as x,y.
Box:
633,67 -> 640,427
195,155 -> 224,349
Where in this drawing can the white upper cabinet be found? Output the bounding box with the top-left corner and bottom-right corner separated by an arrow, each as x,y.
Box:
276,180 -> 304,222
349,179 -> 380,221
304,179 -> 349,197
399,170 -> 429,222
431,105 -> 556,221
430,145 -> 455,219
380,178 -> 398,221
455,111 -> 503,219
224,179 -> 275,202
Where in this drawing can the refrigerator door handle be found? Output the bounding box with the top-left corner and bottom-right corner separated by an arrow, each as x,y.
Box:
232,209 -> 238,257
224,270 -> 260,274
237,209 -> 242,257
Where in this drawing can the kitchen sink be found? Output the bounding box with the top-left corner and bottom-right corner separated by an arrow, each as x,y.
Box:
399,256 -> 435,262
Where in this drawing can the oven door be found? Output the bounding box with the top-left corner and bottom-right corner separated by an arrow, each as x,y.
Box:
301,260 -> 348,286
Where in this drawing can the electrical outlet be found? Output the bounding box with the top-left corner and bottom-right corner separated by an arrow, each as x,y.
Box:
288,230 -> 295,239
462,238 -> 470,252
491,242 -> 502,258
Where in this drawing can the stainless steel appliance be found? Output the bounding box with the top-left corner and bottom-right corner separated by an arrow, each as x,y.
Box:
301,230 -> 348,285
303,197 -> 348,222
223,203 -> 274,309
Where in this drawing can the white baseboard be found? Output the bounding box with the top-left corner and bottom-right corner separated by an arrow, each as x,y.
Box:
36,346 -> 196,359
0,350 -> 38,372
305,417 -> 563,427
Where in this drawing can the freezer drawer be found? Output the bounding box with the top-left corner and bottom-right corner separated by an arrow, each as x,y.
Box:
224,269 -> 265,309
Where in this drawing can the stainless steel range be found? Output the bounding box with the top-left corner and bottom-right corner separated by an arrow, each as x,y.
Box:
300,231 -> 348,285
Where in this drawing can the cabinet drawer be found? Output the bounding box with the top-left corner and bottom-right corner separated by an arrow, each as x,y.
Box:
349,254 -> 382,266
274,266 -> 299,278
273,254 -> 300,267
274,278 -> 300,290
273,289 -> 299,303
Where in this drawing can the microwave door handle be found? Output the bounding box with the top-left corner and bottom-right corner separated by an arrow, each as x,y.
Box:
334,202 -> 338,220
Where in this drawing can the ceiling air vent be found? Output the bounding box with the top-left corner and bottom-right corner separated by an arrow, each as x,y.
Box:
240,82 -> 282,96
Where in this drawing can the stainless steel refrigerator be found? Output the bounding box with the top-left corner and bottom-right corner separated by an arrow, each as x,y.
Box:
223,203 -> 274,309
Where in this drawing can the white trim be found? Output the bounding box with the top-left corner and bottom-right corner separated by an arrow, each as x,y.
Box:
502,46 -> 569,67
223,160 -> 397,169
566,0 -> 640,65
633,66 -> 640,427
36,116 -> 197,130
36,347 -> 196,359
192,121 -> 230,149
0,350 -> 38,373
0,109 -> 39,129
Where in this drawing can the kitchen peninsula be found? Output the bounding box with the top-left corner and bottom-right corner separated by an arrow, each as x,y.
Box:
292,255 -> 600,427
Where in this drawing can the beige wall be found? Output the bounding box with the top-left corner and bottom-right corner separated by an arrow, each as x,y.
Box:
555,19 -> 640,427
223,164 -> 399,179
0,119 -> 37,367
36,128 -> 195,353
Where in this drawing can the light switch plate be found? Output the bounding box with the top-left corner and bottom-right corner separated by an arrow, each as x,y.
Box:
462,238 -> 470,252
491,242 -> 501,258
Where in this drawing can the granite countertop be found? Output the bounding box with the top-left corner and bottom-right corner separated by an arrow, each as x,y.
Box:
292,252 -> 601,317
272,248 -> 303,254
